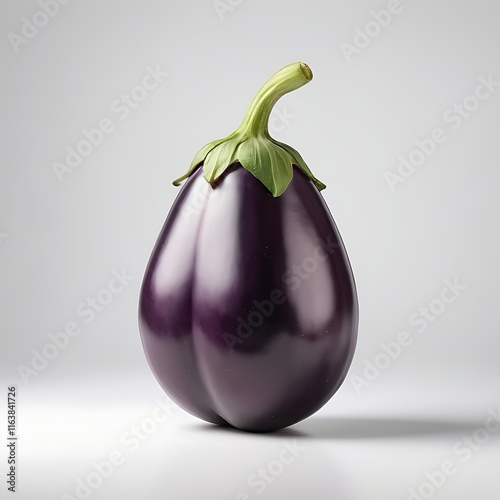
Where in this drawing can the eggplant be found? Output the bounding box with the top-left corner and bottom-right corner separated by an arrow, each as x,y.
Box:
139,63 -> 358,432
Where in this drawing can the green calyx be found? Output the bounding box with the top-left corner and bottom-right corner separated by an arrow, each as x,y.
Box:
173,62 -> 326,197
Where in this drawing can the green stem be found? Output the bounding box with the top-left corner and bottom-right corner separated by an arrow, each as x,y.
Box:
237,62 -> 313,137
172,62 -> 325,197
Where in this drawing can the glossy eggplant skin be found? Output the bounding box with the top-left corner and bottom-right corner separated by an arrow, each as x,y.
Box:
139,165 -> 358,432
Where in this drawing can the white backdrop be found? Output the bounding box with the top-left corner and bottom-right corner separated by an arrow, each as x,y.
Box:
1,1 -> 499,499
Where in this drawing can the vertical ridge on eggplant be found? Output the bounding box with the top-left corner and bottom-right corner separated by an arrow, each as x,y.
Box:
139,62 -> 358,432
139,170 -> 227,425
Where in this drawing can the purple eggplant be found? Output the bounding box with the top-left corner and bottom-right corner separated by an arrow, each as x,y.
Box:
139,63 -> 358,432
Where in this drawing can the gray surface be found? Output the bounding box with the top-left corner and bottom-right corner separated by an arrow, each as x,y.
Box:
1,0 -> 499,499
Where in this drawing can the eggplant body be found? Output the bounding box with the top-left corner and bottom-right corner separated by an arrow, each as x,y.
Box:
139,165 -> 358,432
